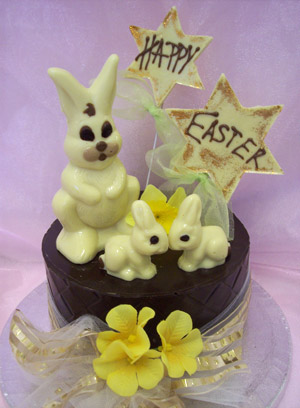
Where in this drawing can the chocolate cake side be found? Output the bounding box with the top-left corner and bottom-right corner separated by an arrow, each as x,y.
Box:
43,215 -> 250,346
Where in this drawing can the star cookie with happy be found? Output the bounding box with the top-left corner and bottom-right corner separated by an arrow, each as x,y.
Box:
127,7 -> 212,107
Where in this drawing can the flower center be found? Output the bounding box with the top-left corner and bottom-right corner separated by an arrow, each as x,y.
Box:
158,343 -> 173,352
166,343 -> 173,352
128,334 -> 136,343
146,200 -> 179,233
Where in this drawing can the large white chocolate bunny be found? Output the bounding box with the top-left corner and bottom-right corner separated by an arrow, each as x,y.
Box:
169,194 -> 229,271
49,55 -> 140,264
99,200 -> 168,281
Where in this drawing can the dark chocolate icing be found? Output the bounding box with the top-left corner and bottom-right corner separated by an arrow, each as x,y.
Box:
101,121 -> 113,138
83,103 -> 96,117
99,153 -> 107,161
80,126 -> 95,142
135,35 -> 201,75
96,141 -> 107,152
183,112 -> 267,170
43,216 -> 249,347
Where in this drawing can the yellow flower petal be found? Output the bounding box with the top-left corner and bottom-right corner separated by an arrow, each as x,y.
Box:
136,355 -> 164,390
158,311 -> 193,344
174,353 -> 198,376
147,201 -> 178,233
126,185 -> 183,232
168,187 -> 186,209
125,211 -> 135,226
145,349 -> 161,358
157,311 -> 202,378
157,211 -> 178,234
161,351 -> 185,378
106,304 -> 137,335
124,326 -> 150,360
172,329 -> 203,357
93,356 -> 128,380
157,320 -> 168,349
141,185 -> 167,202
93,341 -> 128,380
138,307 -> 155,328
94,339 -> 163,397
107,364 -> 138,396
96,330 -> 122,354
97,341 -> 128,362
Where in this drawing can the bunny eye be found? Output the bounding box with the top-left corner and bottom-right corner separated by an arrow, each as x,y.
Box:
150,235 -> 159,245
102,121 -> 113,138
180,235 -> 190,242
80,126 -> 95,141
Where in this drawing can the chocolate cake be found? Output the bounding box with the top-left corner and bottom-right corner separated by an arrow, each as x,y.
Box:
43,214 -> 250,346
8,7 -> 286,406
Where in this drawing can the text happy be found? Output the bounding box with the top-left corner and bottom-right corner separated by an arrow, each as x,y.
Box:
135,34 -> 200,74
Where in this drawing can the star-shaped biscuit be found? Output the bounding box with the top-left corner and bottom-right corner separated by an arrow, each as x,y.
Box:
127,7 -> 212,107
168,74 -> 283,201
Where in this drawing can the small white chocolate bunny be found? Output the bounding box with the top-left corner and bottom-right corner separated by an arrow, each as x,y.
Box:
168,194 -> 229,271
99,200 -> 169,281
49,55 -> 140,264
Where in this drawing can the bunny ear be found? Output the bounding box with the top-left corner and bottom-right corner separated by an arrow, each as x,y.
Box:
177,194 -> 202,225
90,54 -> 119,116
48,68 -> 88,121
132,200 -> 157,230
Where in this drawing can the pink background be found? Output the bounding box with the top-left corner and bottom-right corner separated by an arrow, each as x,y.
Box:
0,1 -> 299,407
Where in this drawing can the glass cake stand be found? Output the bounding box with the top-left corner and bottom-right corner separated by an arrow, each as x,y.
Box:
0,280 -> 292,408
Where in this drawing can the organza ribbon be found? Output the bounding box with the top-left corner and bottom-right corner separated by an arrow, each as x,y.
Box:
150,165 -> 234,240
113,74 -> 233,240
9,284 -> 250,408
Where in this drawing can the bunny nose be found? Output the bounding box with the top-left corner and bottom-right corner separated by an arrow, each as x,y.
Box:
96,141 -> 107,152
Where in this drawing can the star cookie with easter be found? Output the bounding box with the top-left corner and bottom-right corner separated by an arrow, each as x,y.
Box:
127,7 -> 212,107
168,74 -> 283,201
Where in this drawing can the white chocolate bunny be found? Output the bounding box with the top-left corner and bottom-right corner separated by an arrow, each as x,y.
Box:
49,55 -> 140,264
168,194 -> 229,271
99,200 -> 169,281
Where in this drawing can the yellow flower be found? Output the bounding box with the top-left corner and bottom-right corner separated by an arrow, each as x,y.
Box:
157,310 -> 203,378
126,185 -> 186,234
96,305 -> 154,359
93,341 -> 164,397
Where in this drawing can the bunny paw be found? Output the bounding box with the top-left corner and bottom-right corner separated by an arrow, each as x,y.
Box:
140,263 -> 157,280
56,228 -> 98,264
178,256 -> 197,272
120,268 -> 135,281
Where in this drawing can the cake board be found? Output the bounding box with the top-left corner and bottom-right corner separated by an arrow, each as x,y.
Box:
0,279 -> 292,408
